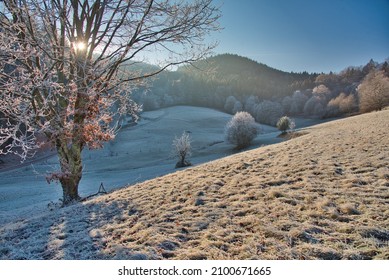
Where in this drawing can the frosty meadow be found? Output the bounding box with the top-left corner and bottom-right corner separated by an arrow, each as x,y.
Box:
0,109 -> 388,259
1,0 -> 389,262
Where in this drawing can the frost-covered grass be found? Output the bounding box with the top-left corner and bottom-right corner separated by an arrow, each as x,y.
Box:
0,109 -> 388,260
0,106 -> 281,223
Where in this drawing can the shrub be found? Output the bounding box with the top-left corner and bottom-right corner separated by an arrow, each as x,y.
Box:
225,111 -> 259,149
172,132 -> 192,168
276,116 -> 295,133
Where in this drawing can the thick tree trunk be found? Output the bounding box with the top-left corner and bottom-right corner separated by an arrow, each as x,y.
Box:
60,174 -> 81,205
56,140 -> 83,205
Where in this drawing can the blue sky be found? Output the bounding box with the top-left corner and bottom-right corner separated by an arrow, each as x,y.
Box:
213,0 -> 389,73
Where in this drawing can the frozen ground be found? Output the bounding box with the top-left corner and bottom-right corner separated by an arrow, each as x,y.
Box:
1,109 -> 387,260
0,106 -> 331,224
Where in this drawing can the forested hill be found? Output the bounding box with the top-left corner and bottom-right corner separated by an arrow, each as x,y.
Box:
178,54 -> 318,100
183,53 -> 290,76
182,54 -> 316,83
131,54 -> 388,127
134,53 -> 318,110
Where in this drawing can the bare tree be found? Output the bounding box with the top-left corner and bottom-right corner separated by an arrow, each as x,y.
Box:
172,131 -> 191,168
358,70 -> 389,113
0,0 -> 220,204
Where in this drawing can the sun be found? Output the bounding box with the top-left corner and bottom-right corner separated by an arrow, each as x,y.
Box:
74,41 -> 86,51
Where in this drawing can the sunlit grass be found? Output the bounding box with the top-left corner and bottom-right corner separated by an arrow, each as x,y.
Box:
0,110 -> 388,260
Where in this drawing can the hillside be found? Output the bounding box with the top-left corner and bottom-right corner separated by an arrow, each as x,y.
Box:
0,110 -> 388,260
181,54 -> 315,81
133,54 -> 318,111
0,106 -> 282,223
177,54 -> 317,104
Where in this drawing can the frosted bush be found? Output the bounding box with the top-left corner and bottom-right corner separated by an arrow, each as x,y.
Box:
276,116 -> 295,133
225,112 -> 259,149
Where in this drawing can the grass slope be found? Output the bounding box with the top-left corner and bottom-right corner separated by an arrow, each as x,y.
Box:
1,110 -> 388,260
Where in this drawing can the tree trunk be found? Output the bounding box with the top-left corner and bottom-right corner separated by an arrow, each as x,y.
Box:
60,173 -> 81,205
175,156 -> 191,169
56,140 -> 83,205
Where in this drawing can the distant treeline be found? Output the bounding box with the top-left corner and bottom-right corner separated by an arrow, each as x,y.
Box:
133,54 -> 389,126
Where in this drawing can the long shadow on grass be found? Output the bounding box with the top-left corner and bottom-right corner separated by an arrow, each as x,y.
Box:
0,197 -> 146,260
56,199 -> 148,260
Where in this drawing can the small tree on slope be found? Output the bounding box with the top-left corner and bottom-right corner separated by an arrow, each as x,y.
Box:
276,116 -> 295,134
0,0 -> 220,205
225,112 -> 259,149
173,132 -> 192,168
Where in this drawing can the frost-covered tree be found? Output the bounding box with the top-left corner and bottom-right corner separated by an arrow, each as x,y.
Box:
339,94 -> 358,114
276,116 -> 295,134
224,96 -> 238,114
173,132 -> 192,168
254,100 -> 283,126
289,90 -> 309,115
326,93 -> 357,116
304,96 -> 324,116
232,100 -> 243,114
281,95 -> 293,115
225,111 -> 259,149
312,84 -> 332,102
0,0 -> 220,204
313,103 -> 325,117
244,95 -> 258,116
358,70 -> 389,113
